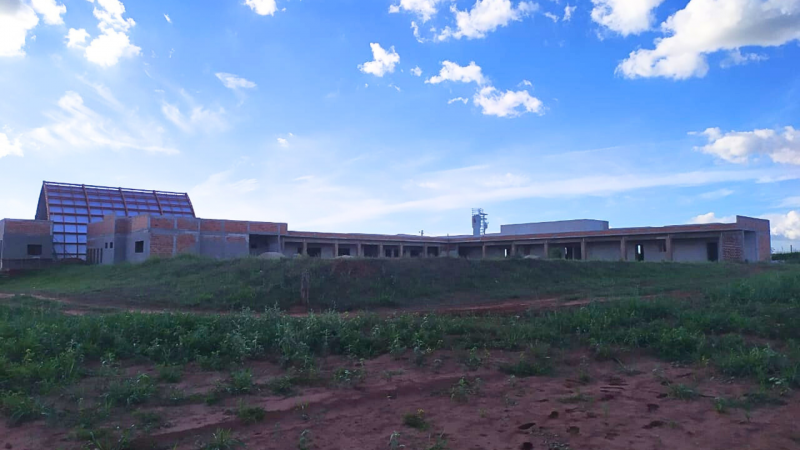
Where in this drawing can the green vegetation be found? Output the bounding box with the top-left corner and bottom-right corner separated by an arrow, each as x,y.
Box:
236,400 -> 266,424
0,265 -> 798,441
773,251 -> 800,263
0,255 -> 780,311
402,409 -> 429,430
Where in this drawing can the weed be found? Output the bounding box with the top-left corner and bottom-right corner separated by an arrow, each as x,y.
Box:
227,369 -> 254,395
450,377 -> 481,403
157,364 -> 182,383
402,409 -> 429,430
499,356 -> 552,377
236,400 -> 266,425
462,347 -> 489,371
86,426 -> 133,450
427,433 -> 449,450
104,374 -> 156,407
202,428 -> 244,450
388,431 -> 405,449
668,384 -> 699,401
332,367 -> 366,386
0,392 -> 46,426
132,410 -> 164,431
268,375 -> 297,396
297,429 -> 312,450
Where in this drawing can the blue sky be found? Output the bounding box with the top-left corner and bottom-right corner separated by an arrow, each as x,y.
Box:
1,0 -> 799,250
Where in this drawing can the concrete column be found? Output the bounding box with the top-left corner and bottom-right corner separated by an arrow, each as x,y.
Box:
620,238 -> 627,261
302,240 -> 308,256
718,234 -> 723,262
510,243 -> 516,257
580,239 -> 587,261
334,242 -> 339,258
357,242 -> 362,257
379,244 -> 384,258
482,244 -> 487,259
423,245 -> 428,257
399,244 -> 404,258
665,235 -> 673,261
543,241 -> 549,259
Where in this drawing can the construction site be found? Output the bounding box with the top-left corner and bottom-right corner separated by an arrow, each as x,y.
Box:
0,181 -> 773,271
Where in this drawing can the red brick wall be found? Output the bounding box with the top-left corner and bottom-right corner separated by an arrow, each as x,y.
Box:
149,234 -> 174,258
249,222 -> 284,234
88,218 -> 114,236
225,221 -> 248,233
176,234 -> 197,253
115,218 -> 132,234
758,231 -> 771,262
200,220 -> 223,232
177,218 -> 199,231
721,231 -> 744,262
131,215 -> 149,231
4,220 -> 51,235
151,217 -> 175,230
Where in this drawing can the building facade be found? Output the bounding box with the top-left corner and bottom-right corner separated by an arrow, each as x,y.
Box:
0,181 -> 774,269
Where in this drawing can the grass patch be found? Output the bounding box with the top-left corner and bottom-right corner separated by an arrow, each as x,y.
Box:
104,374 -> 156,407
236,400 -> 266,425
402,409 -> 429,430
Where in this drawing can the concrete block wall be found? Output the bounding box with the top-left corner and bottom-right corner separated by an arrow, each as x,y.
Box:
721,231 -> 744,262
0,219 -> 54,270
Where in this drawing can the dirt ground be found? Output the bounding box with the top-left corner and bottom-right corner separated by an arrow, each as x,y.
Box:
2,350 -> 798,450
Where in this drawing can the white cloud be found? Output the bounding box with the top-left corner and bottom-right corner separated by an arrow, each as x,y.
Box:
83,0 -> 141,67
618,0 -> 800,80
688,212 -> 736,224
215,72 -> 257,89
277,137 -> 289,147
28,91 -> 177,154
438,0 -> 538,40
245,0 -> 278,16
358,43 -> 400,77
763,210 -> 800,240
590,0 -> 664,36
720,49 -> 768,68
164,13 -> 171,23
694,126 -> 800,165
426,61 -> 486,85
563,4 -> 576,21
65,28 -> 89,48
411,66 -> 422,76
699,188 -> 734,200
448,97 -> 469,104
779,197 -> 800,208
473,86 -> 544,117
0,132 -> 24,158
544,11 -> 559,22
0,1 -> 39,57
389,0 -> 445,22
161,101 -> 227,134
520,79 -> 533,86
31,0 -> 65,25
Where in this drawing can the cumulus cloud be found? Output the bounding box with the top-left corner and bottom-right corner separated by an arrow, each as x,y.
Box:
0,1 -> 40,57
410,66 -> 422,76
389,0 -> 445,22
83,0 -> 141,67
763,210 -> 800,240
448,97 -> 469,104
277,137 -> 289,147
28,91 -> 177,154
544,11 -> 559,22
473,86 -> 544,117
245,0 -> 278,16
358,43 -> 400,77
688,212 -> 736,224
426,61 -> 486,85
31,0 -> 65,24
563,4 -> 576,21
65,28 -> 89,48
161,101 -> 227,134
720,49 -> 768,68
694,126 -> 800,165
215,72 -> 257,89
0,132 -> 24,158
438,0 -> 538,40
617,0 -> 800,80
591,0 -> 664,36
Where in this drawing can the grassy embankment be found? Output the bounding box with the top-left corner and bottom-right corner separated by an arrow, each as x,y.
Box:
0,255 -> 786,311
0,266 -> 798,448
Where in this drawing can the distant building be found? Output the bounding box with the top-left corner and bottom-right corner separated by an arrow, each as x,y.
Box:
0,181 -> 772,270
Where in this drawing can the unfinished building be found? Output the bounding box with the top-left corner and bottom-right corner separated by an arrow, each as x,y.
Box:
0,181 -> 773,269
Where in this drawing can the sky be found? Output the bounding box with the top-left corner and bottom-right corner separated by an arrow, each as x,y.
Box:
0,0 -> 799,251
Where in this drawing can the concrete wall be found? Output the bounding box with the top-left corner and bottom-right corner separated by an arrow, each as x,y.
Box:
501,219 -> 609,236
673,238 -> 714,262
625,240 -> 668,262
0,219 -> 54,270
586,241 -> 621,261
744,231 -> 758,262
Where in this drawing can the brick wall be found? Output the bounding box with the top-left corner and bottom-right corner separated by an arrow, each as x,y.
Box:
225,221 -> 248,234
131,215 -> 149,231
249,222 -> 282,234
88,218 -> 115,236
176,234 -> 197,253
177,218 -> 199,231
758,231 -> 771,262
200,220 -> 223,232
115,218 -> 132,234
721,231 -> 744,262
4,220 -> 51,235
149,234 -> 174,258
151,217 -> 175,230
736,216 -> 771,232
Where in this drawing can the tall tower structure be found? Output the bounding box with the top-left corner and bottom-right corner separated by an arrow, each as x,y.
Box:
471,208 -> 489,236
